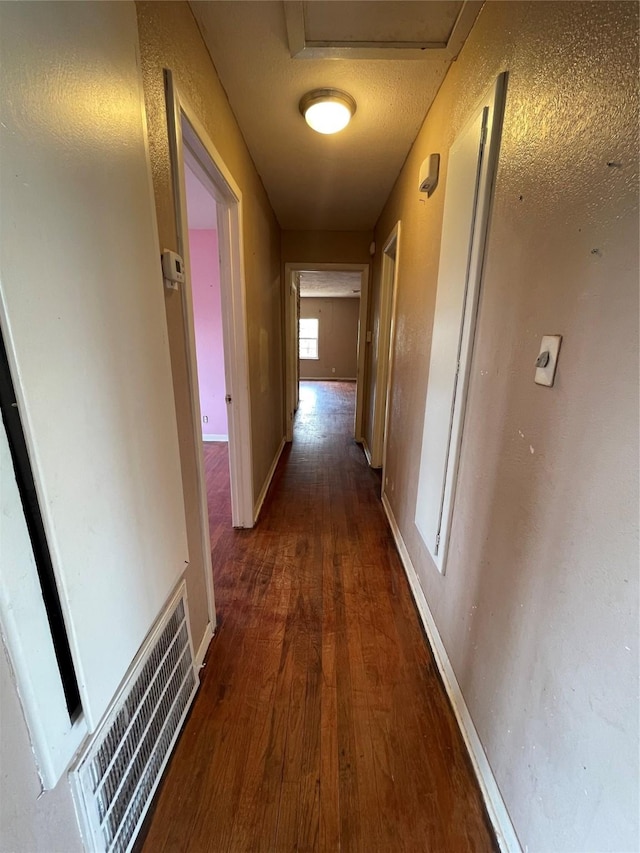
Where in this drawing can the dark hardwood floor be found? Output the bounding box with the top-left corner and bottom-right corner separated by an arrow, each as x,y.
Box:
202,438 -> 232,555
142,380 -> 496,852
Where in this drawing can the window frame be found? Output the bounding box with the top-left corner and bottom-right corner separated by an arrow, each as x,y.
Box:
299,317 -> 319,360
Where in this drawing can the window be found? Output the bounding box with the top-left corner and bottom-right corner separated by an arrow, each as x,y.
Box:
299,318 -> 319,359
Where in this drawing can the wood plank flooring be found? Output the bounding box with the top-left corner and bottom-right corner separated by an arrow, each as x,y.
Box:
201,439 -> 232,559
141,381 -> 496,852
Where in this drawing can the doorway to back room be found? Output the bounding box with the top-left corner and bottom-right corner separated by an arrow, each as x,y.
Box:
284,264 -> 369,444
298,271 -> 361,385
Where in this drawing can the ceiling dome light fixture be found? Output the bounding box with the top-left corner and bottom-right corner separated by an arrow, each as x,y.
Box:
299,88 -> 356,135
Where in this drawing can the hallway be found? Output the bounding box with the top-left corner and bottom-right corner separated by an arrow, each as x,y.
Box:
141,381 -> 495,852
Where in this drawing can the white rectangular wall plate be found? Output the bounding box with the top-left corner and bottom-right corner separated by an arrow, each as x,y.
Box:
161,250 -> 185,291
535,334 -> 562,387
419,153 -> 440,196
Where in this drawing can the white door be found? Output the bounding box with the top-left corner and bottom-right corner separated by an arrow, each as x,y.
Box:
415,75 -> 506,574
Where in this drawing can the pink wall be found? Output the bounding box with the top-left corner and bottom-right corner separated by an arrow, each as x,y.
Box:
189,229 -> 228,439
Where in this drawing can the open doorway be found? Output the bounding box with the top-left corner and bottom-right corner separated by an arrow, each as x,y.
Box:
284,263 -> 369,443
183,157 -> 231,535
163,71 -> 255,639
165,69 -> 254,533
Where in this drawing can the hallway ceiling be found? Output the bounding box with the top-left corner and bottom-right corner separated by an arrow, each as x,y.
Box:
190,1 -> 482,231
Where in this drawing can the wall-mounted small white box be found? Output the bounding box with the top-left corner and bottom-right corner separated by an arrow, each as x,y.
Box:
418,153 -> 440,197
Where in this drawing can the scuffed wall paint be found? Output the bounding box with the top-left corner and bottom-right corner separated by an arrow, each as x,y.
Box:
136,2 -> 284,643
366,2 -> 639,850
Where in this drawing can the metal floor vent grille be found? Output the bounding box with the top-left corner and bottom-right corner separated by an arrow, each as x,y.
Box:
71,585 -> 198,853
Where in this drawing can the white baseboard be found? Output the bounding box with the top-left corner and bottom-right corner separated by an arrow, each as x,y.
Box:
253,437 -> 286,523
381,492 -> 522,853
203,434 -> 228,442
362,438 -> 373,467
194,622 -> 214,671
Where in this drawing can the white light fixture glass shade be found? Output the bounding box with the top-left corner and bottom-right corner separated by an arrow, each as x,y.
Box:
299,89 -> 356,135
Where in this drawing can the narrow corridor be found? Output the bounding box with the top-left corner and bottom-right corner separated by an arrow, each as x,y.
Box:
141,381 -> 496,852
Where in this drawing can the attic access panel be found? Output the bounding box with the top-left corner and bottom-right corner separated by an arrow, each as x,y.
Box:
285,0 -> 483,60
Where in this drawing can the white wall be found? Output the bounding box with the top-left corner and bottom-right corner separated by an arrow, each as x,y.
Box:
0,1 -> 193,846
0,641 -> 83,853
0,0 -> 188,732
366,3 -> 639,850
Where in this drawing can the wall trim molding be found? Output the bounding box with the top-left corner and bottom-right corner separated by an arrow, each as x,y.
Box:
362,438 -> 374,467
203,434 -> 228,442
381,492 -> 522,853
253,437 -> 286,524
194,621 -> 214,671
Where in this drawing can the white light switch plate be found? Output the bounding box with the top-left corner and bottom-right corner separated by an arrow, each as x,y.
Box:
535,335 -> 562,387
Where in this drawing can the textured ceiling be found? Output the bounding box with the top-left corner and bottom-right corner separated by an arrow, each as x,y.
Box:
190,1 -> 481,230
299,270 -> 362,298
300,1 -> 460,45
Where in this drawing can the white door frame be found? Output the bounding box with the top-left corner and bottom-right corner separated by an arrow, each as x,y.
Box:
164,70 -> 255,622
284,262 -> 369,443
370,222 -> 401,470
284,270 -> 299,442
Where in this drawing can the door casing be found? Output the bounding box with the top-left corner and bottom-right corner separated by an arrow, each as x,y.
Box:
165,71 -> 256,640
369,222 -> 401,471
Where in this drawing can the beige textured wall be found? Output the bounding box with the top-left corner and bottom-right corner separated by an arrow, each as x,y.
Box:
281,230 -> 373,265
299,297 -> 360,380
0,643 -> 82,852
136,2 -> 283,645
366,3 -> 639,850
